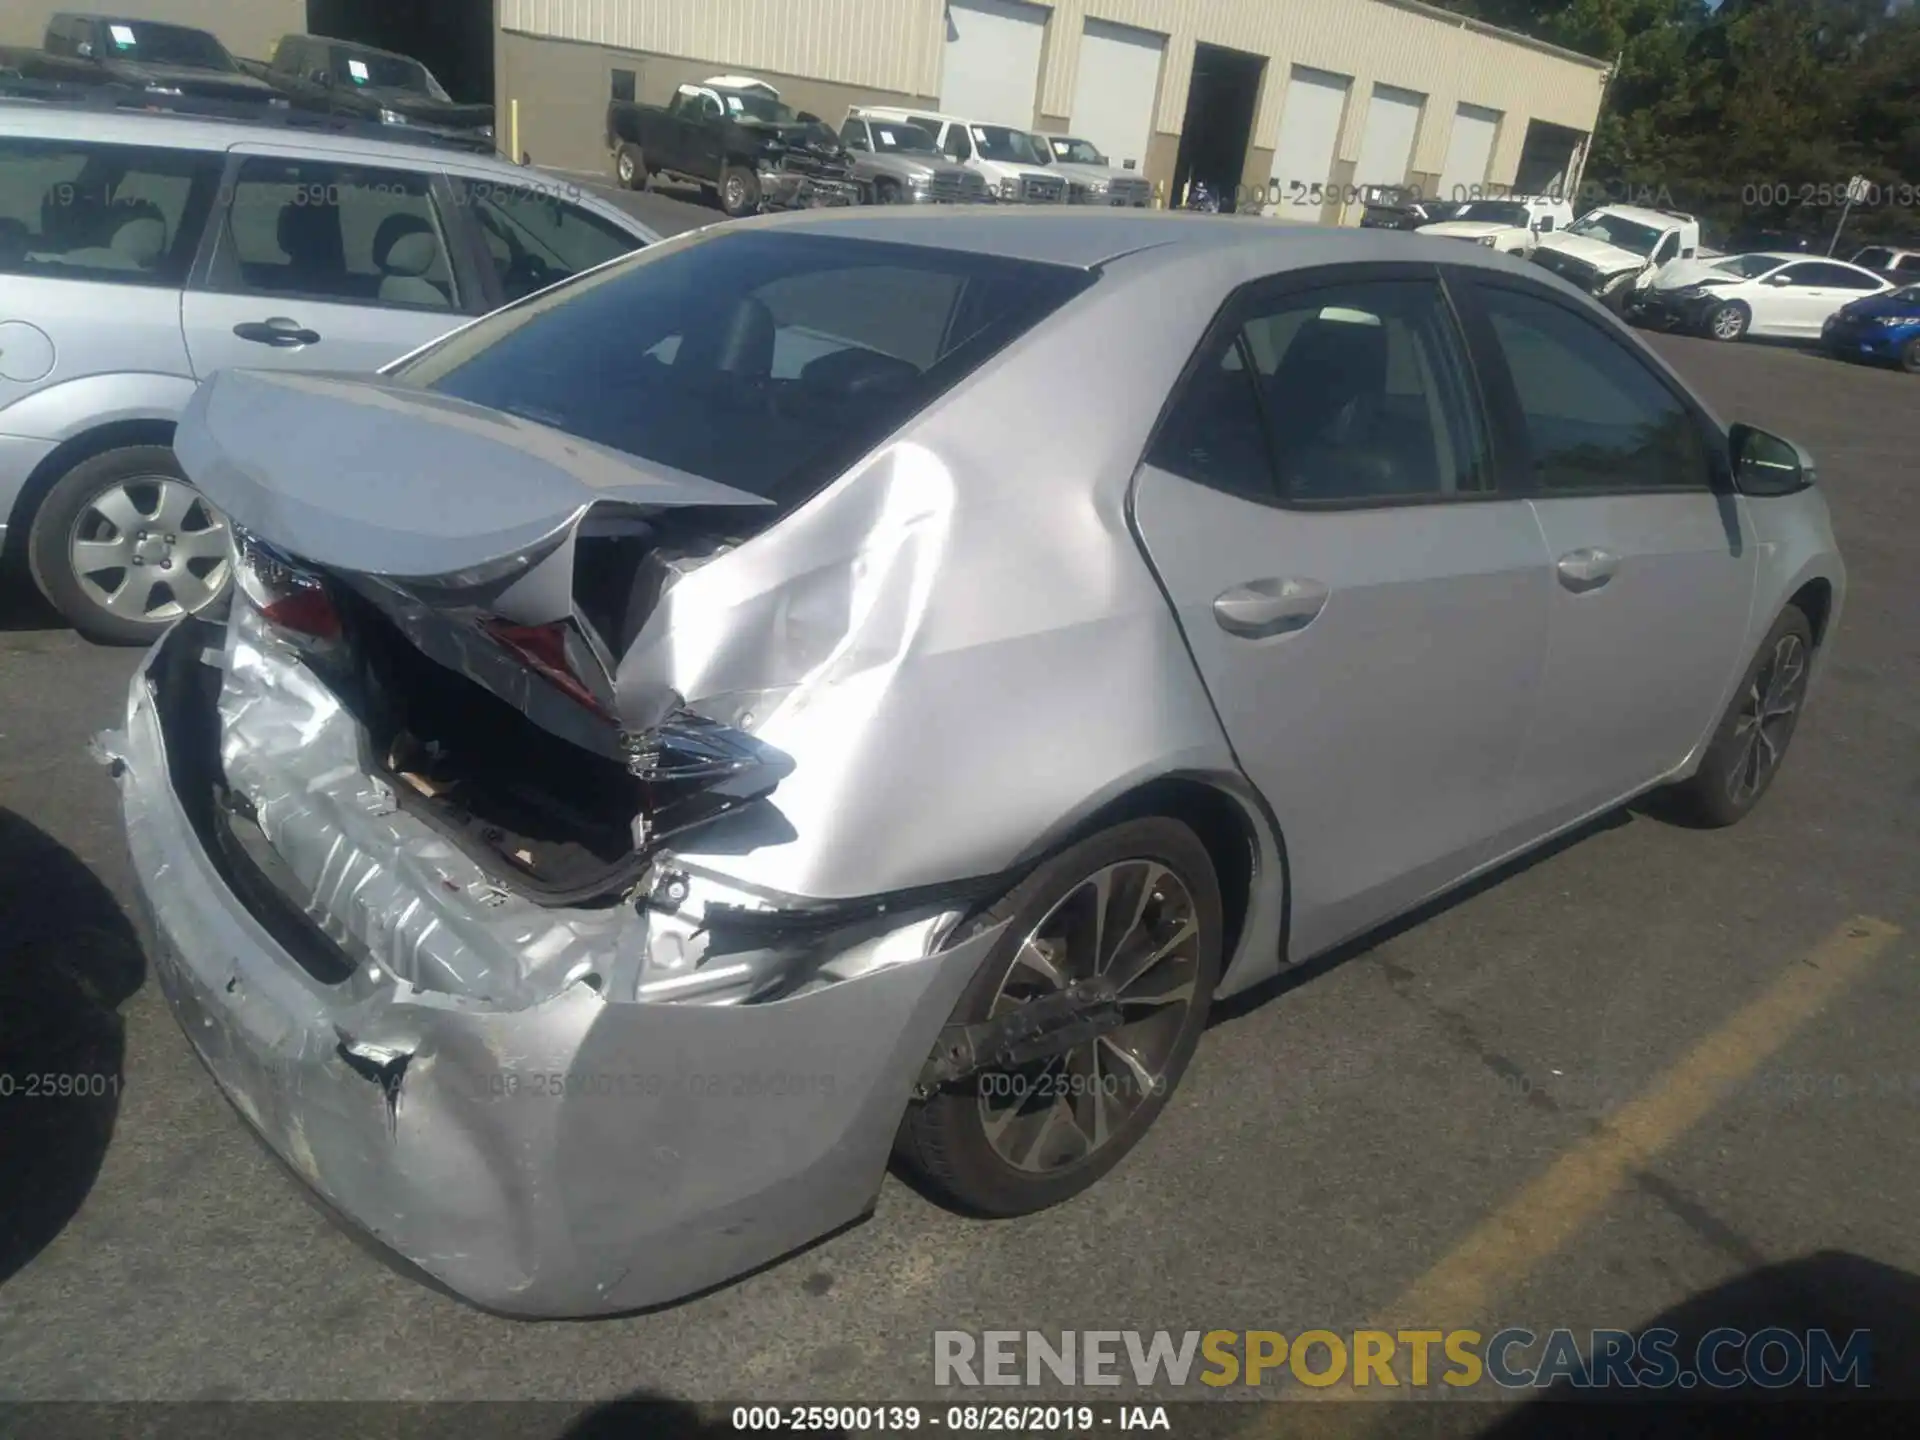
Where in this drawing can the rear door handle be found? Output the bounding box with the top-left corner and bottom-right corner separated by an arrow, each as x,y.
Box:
233,317 -> 321,348
1212,579 -> 1329,639
1555,547 -> 1619,592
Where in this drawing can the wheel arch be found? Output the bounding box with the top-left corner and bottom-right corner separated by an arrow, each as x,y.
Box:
5,417 -> 176,564
1787,575 -> 1834,649
1000,770 -> 1290,999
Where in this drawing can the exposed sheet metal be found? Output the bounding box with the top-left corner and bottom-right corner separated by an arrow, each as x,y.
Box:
105,626 -> 1005,1316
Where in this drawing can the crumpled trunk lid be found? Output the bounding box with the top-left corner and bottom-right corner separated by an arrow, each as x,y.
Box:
175,368 -> 770,583
173,368 -> 794,900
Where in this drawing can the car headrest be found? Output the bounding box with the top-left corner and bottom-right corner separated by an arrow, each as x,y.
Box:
373,213 -> 436,276
109,215 -> 167,268
276,200 -> 344,270
1268,315 -> 1388,434
798,346 -> 920,398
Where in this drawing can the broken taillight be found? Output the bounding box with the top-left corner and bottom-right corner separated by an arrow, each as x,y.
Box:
232,527 -> 341,644
482,619 -> 614,719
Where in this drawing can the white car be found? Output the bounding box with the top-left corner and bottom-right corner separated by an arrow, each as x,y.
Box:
1629,252 -> 1891,341
1531,205 -> 1705,311
849,106 -> 1064,203
1416,196 -> 1574,255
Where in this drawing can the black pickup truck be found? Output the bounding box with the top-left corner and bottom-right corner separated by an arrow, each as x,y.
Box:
19,12 -> 285,105
607,78 -> 858,217
248,34 -> 493,151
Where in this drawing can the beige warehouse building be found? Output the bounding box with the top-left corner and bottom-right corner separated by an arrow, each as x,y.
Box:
6,1 -> 1609,221
498,0 -> 1609,220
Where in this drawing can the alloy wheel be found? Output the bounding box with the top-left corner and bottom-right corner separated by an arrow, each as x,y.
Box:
1712,305 -> 1746,340
617,150 -> 635,185
978,859 -> 1201,1174
69,477 -> 229,624
1726,632 -> 1807,806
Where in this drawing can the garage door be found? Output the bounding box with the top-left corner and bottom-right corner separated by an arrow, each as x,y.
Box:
1439,103 -> 1501,199
940,0 -> 1047,126
1354,83 -> 1425,187
1267,66 -> 1350,217
1069,18 -> 1164,173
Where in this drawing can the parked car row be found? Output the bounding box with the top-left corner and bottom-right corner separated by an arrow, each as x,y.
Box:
1625,249 -> 1918,371
607,74 -> 1148,216
0,94 -> 657,642
6,12 -> 494,149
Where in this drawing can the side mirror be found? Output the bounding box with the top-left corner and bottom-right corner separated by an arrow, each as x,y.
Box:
797,110 -> 819,123
75,40 -> 93,58
1764,273 -> 1793,286
1730,423 -> 1814,496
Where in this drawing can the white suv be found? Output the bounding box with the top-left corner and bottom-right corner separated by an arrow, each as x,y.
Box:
848,107 -> 1063,204
0,95 -> 657,642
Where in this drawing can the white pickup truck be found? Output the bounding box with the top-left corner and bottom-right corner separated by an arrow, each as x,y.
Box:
1528,205 -> 1708,311
1416,196 -> 1574,256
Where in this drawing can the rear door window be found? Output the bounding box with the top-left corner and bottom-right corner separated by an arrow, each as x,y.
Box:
395,230 -> 1094,512
211,156 -> 460,311
0,138 -> 221,286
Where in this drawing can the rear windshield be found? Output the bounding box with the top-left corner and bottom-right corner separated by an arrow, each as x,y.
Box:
393,230 -> 1093,509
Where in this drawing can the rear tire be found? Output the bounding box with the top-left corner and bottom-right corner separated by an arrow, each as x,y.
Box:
895,817 -> 1223,1217
614,143 -> 645,190
1706,301 -> 1750,342
1663,605 -> 1814,827
1902,337 -> 1920,374
719,164 -> 760,218
27,444 -> 231,647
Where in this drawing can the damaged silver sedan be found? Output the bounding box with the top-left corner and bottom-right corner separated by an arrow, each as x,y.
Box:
104,211 -> 1844,1316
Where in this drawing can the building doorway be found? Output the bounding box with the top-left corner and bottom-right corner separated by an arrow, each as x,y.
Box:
306,0 -> 493,104
1171,42 -> 1263,211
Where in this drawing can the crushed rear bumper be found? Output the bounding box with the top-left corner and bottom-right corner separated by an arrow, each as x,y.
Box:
105,621 -> 1000,1317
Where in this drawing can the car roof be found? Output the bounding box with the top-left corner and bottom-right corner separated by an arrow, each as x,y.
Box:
1586,204 -> 1688,226
729,205 -> 1573,273
0,97 -> 518,172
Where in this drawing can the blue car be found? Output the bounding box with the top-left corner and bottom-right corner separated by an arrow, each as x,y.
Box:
1822,283 -> 1920,372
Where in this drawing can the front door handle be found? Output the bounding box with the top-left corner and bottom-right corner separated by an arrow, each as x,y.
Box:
1212,579 -> 1329,639
233,317 -> 321,348
1555,547 -> 1619,592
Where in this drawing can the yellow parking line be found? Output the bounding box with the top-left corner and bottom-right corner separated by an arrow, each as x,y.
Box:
1237,914 -> 1900,1426
1382,915 -> 1899,1331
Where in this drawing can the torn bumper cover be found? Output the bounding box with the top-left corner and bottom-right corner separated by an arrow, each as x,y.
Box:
106,620 -> 1001,1318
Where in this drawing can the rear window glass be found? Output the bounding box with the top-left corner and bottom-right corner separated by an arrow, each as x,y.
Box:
0,138 -> 221,286
394,230 -> 1093,510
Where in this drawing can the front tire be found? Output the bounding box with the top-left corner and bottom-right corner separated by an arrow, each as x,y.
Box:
614,143 -> 645,190
1663,605 -> 1814,827
875,178 -> 903,205
719,164 -> 760,218
1902,337 -> 1920,374
1706,301 -> 1750,342
895,817 -> 1223,1217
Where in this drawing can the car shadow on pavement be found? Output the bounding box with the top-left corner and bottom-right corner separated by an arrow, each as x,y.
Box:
560,1392 -> 844,1439
0,574 -> 64,633
1476,1250 -> 1920,1437
0,807 -> 146,1285
1211,806 -> 1636,1027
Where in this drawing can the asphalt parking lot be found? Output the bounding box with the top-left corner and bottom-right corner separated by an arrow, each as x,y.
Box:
1,208 -> 1916,1421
